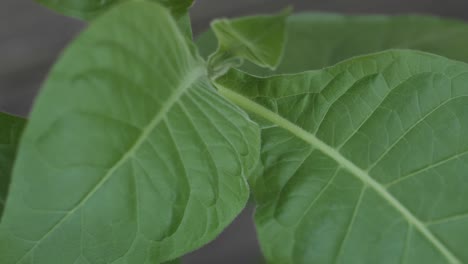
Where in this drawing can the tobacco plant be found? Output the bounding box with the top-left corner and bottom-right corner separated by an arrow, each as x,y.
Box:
1,0 -> 468,263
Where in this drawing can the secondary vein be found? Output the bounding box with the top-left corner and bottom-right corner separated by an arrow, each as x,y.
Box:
218,85 -> 461,264
15,66 -> 205,263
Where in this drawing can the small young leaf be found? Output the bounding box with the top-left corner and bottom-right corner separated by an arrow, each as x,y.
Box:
0,2 -> 259,263
0,112 -> 25,218
216,50 -> 468,263
198,14 -> 468,76
207,8 -> 290,76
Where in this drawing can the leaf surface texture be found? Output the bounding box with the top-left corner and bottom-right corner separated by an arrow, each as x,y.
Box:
217,50 -> 468,264
0,2 -> 259,263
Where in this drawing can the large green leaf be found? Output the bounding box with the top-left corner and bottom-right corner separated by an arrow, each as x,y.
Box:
197,14 -> 468,76
0,113 -> 25,218
216,50 -> 468,263
0,2 -> 259,263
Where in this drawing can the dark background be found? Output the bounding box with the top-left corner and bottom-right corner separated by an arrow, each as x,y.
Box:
1,0 -> 468,263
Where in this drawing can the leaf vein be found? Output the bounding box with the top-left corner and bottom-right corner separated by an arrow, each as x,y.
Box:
14,66 -> 205,263
368,95 -> 468,172
218,85 -> 462,264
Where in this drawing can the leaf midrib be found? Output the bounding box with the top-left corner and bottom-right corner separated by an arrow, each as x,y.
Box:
15,65 -> 206,263
217,85 -> 462,264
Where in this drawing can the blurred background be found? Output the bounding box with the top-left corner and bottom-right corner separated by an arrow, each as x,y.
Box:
1,0 -> 468,263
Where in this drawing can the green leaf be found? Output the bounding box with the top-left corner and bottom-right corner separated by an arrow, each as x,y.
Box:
0,2 -> 259,263
207,8 -> 290,76
36,0 -> 194,39
0,112 -> 25,218
177,13 -> 194,39
216,50 -> 468,263
198,14 -> 468,76
36,0 -> 193,20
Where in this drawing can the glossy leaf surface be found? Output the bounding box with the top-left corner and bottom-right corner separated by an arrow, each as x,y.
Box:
0,113 -> 25,218
198,14 -> 468,76
0,2 -> 258,263
217,50 -> 468,264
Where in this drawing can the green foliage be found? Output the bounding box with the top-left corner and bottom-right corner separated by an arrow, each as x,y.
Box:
0,113 -> 25,218
3,1 -> 468,263
198,13 -> 468,76
35,0 -> 193,20
208,8 -> 290,76
216,50 -> 468,264
0,2 -> 258,263
35,0 -> 194,37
